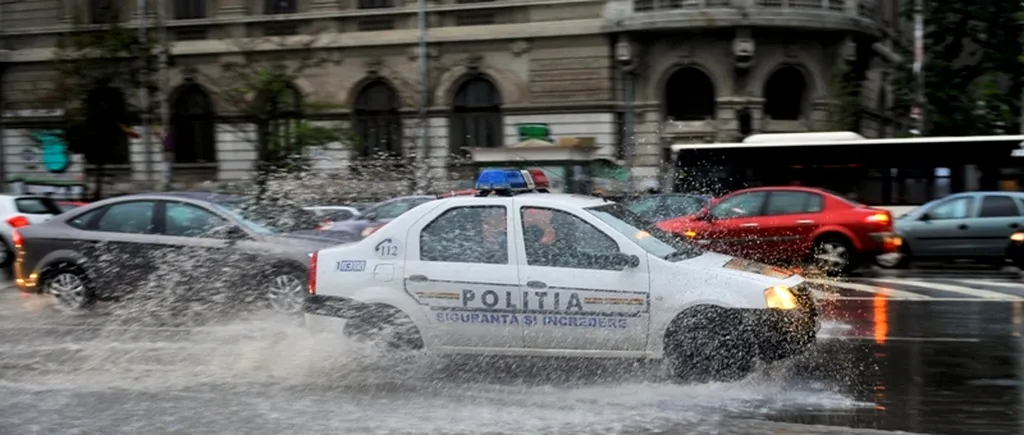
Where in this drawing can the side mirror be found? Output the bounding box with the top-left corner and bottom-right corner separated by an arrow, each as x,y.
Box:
608,252 -> 641,270
208,225 -> 247,241
363,212 -> 378,222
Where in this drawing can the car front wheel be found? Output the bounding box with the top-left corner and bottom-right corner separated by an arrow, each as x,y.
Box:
664,306 -> 756,383
263,268 -> 307,314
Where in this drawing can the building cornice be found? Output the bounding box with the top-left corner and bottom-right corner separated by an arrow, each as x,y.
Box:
4,19 -> 607,63
0,0 -> 603,37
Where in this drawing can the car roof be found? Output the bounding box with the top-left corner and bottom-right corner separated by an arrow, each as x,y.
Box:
425,192 -> 608,209
0,194 -> 56,200
114,191 -> 239,202
729,186 -> 837,196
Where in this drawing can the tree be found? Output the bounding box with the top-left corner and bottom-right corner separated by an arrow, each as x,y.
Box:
892,1 -> 1024,135
46,4 -> 157,200
206,38 -> 348,184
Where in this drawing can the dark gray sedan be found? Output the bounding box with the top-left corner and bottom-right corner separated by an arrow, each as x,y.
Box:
12,192 -> 345,314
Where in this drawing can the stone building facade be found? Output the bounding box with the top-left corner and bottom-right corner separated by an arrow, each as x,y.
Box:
0,0 -> 908,195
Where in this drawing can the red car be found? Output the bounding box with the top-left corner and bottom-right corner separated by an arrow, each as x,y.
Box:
656,187 -> 901,275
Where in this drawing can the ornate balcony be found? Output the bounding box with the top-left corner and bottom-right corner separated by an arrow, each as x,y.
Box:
604,0 -> 884,36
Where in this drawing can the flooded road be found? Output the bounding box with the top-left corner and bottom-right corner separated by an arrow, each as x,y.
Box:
2,277 -> 1023,434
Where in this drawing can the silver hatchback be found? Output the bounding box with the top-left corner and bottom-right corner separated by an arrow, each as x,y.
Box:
894,191 -> 1024,265
12,192 -> 345,314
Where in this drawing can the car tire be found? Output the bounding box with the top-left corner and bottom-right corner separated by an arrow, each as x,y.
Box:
344,305 -> 424,351
812,236 -> 857,277
1013,256 -> 1024,270
263,267 -> 308,315
42,264 -> 95,313
0,238 -> 12,269
664,306 -> 756,383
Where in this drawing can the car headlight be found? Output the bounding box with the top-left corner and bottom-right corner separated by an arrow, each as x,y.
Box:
1011,233 -> 1024,242
764,286 -> 799,310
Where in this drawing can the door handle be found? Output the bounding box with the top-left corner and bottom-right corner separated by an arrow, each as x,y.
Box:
527,280 -> 547,289
739,223 -> 759,228
958,224 -> 969,230
408,274 -> 428,282
796,220 -> 815,224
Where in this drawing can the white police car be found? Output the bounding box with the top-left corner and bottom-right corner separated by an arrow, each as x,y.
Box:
305,169 -> 819,382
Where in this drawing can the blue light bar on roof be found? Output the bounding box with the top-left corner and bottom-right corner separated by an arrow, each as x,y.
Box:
475,169 -> 531,190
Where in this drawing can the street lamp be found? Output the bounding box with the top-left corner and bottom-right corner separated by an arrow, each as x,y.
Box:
615,38 -> 635,191
415,0 -> 429,193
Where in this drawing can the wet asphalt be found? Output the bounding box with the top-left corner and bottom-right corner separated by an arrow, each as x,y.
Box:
1,270 -> 1023,435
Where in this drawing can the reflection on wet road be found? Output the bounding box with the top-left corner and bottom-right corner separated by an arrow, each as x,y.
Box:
1,275 -> 1023,434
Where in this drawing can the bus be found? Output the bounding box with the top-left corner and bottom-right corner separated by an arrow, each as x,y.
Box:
670,132 -> 1024,209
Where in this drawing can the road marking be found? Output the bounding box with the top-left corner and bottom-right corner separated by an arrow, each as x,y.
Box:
820,335 -> 981,343
870,278 -> 1024,300
808,278 -> 931,299
954,279 -> 1024,289
0,324 -> 194,331
817,297 -> 1020,302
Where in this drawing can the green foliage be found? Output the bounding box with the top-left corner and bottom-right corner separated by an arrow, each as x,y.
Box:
892,1 -> 1023,135
260,120 -> 350,173
829,62 -> 864,131
218,62 -> 349,172
50,18 -> 157,163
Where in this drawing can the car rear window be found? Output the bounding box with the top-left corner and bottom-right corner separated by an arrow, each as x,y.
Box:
15,197 -> 63,215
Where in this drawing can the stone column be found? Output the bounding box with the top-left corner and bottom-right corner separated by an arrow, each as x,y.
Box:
60,0 -> 76,23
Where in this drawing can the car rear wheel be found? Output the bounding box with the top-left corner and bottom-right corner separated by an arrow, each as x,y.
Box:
44,265 -> 95,313
664,307 -> 756,383
813,237 -> 856,276
0,239 -> 11,268
344,305 -> 424,351
264,268 -> 307,314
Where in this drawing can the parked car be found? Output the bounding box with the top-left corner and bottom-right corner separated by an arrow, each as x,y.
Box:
304,206 -> 362,222
11,192 -> 345,313
324,196 -> 437,241
56,201 -> 90,213
0,194 -> 64,268
657,186 -> 901,275
622,193 -> 711,222
891,191 -> 1024,268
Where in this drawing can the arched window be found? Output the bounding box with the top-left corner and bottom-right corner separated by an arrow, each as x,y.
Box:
85,85 -> 129,165
449,76 -> 503,155
763,66 -> 809,121
354,80 -> 402,158
663,67 -> 716,121
171,83 -> 216,163
89,0 -> 123,24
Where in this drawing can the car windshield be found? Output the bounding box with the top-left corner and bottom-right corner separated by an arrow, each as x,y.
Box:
208,198 -> 322,235
584,203 -> 702,261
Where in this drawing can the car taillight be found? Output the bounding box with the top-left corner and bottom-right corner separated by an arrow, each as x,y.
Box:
6,215 -> 30,229
11,229 -> 23,248
309,251 -> 318,295
865,212 -> 890,224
